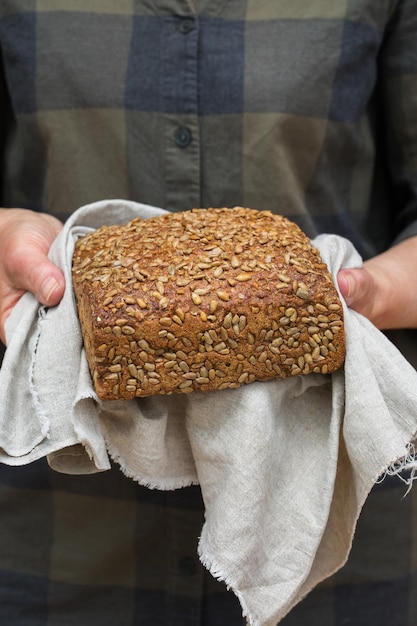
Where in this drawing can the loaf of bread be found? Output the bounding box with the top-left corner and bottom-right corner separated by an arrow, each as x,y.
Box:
72,207 -> 345,400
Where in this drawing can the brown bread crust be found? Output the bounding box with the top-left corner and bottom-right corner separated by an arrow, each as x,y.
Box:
72,207 -> 345,400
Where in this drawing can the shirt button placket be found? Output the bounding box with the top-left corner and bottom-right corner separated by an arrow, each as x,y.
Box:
162,13 -> 200,212
179,17 -> 196,35
174,17 -> 196,153
165,494 -> 205,625
175,127 -> 192,148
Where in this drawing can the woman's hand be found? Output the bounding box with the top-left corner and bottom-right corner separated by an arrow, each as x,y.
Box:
337,235 -> 417,330
0,208 -> 65,344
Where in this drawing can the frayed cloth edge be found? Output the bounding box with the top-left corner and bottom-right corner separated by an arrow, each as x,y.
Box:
104,436 -> 199,491
28,307 -> 51,440
198,541 -> 256,626
376,442 -> 417,496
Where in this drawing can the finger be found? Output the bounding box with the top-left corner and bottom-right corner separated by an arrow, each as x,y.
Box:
0,256 -> 65,345
6,244 -> 65,307
337,269 -> 354,305
337,268 -> 369,308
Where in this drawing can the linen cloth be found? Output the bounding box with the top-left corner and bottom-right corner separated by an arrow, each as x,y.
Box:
1,200 -> 417,626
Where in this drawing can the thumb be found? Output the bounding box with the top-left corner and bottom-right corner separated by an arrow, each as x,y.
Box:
30,260 -> 65,307
7,243 -> 65,307
0,250 -> 65,345
337,267 -> 371,309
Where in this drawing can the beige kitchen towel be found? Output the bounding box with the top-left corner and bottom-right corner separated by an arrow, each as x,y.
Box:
1,199 -> 417,626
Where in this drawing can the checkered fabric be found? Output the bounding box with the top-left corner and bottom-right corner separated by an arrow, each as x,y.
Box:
1,1 -> 417,624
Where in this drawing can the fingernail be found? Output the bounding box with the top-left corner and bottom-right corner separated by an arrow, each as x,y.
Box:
41,276 -> 60,303
341,273 -> 354,305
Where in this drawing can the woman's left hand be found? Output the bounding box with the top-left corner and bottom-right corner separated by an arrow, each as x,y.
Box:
337,235 -> 417,330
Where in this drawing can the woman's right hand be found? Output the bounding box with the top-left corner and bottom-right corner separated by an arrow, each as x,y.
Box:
0,208 -> 65,345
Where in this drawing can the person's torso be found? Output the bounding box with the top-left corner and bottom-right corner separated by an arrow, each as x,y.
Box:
0,0 -> 404,257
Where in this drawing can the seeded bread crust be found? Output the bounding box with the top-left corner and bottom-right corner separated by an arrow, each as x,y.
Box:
72,207 -> 345,400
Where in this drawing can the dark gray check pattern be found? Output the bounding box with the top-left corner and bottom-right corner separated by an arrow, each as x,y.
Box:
1,1 -> 417,624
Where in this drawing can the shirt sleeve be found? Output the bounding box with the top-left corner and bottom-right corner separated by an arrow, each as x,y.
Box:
379,0 -> 417,244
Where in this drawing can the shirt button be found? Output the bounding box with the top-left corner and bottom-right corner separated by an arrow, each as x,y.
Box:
178,556 -> 197,576
175,127 -> 192,148
179,18 -> 196,34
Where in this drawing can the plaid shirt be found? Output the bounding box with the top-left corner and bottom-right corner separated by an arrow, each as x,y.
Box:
1,1 -> 417,624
